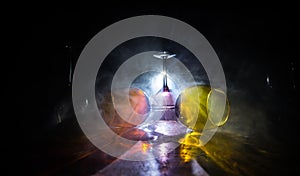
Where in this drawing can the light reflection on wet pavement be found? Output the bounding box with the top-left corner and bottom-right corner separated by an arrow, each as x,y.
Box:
91,120 -> 209,176
35,118 -> 297,176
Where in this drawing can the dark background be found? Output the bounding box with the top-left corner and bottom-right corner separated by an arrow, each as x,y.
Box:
6,5 -> 298,175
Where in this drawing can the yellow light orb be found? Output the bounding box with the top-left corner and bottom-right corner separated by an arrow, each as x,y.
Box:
176,85 -> 230,132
